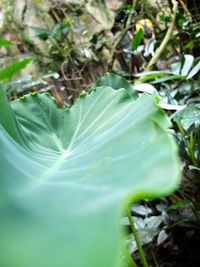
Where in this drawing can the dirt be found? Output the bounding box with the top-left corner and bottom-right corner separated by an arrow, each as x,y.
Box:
133,226 -> 200,267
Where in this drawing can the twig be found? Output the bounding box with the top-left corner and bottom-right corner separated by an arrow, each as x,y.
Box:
178,0 -> 192,22
123,245 -> 138,267
107,0 -> 137,70
145,0 -> 178,71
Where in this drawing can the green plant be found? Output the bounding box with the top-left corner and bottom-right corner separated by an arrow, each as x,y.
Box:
0,39 -> 32,82
0,75 -> 180,267
135,54 -> 200,84
174,104 -> 200,167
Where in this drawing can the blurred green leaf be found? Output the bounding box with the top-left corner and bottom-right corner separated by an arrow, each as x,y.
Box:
51,23 -> 62,39
93,72 -> 137,98
0,58 -> 33,81
167,199 -> 192,210
151,75 -> 185,84
159,15 -> 170,22
132,28 -> 144,50
0,85 -> 180,267
30,26 -> 50,40
187,61 -> 200,79
174,104 -> 200,131
0,39 -> 13,46
181,55 -> 194,76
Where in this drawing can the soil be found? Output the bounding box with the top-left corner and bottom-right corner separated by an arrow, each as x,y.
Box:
133,225 -> 200,267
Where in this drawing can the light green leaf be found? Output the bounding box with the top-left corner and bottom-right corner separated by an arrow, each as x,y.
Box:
0,86 -> 180,267
0,58 -> 33,81
126,216 -> 162,253
151,75 -> 185,84
174,104 -> 200,131
131,204 -> 152,216
181,55 -> 194,76
93,72 -> 137,98
135,71 -> 172,82
187,60 -> 200,79
133,83 -> 156,94
157,230 -> 168,245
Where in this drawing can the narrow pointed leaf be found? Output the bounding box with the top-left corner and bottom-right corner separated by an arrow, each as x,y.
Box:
187,60 -> 200,79
181,55 -> 194,76
0,57 -> 33,81
0,39 -> 13,46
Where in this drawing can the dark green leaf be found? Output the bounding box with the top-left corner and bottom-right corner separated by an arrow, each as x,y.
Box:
132,28 -> 144,50
30,26 -> 50,40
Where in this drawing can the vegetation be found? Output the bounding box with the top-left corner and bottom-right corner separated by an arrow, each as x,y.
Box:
0,0 -> 200,266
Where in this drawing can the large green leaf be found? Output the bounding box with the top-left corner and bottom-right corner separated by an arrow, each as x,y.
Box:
93,72 -> 137,98
0,86 -> 180,267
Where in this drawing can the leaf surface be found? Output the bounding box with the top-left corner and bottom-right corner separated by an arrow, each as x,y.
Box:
0,86 -> 180,267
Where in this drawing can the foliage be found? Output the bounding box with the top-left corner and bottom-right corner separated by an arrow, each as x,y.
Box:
0,81 -> 180,267
0,39 -> 32,82
93,72 -> 138,98
0,0 -> 200,265
0,39 -> 13,46
174,104 -> 200,167
135,55 -> 200,83
0,57 -> 33,81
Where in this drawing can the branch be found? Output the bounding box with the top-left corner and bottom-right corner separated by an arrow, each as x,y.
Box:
107,0 -> 137,70
145,0 -> 178,71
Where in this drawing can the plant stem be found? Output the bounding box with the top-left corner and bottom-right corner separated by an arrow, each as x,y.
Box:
145,0 -> 178,71
123,245 -> 138,267
127,208 -> 149,267
107,0 -> 137,70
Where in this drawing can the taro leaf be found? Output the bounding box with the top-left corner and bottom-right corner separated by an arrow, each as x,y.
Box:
93,72 -> 137,98
0,86 -> 180,267
0,58 -> 33,81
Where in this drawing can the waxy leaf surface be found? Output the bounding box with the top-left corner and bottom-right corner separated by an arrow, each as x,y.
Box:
0,87 -> 180,267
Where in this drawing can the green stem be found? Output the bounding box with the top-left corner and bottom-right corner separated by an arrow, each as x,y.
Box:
188,133 -> 197,166
127,208 -> 149,267
123,245 -> 138,267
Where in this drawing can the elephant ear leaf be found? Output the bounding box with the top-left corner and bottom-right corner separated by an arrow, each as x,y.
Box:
0,86 -> 180,267
93,72 -> 138,99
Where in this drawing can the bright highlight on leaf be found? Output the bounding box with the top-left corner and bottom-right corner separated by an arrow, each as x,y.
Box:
0,84 -> 180,267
